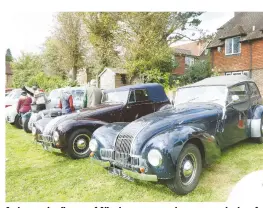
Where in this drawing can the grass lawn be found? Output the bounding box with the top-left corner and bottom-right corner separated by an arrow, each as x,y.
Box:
6,123 -> 263,202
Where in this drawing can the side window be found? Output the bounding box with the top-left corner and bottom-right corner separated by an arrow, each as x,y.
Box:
128,90 -> 135,103
228,84 -> 249,103
248,82 -> 260,97
135,89 -> 149,102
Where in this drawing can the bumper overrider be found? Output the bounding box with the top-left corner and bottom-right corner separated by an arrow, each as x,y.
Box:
90,151 -> 158,182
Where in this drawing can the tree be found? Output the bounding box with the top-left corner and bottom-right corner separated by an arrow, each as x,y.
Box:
117,12 -> 203,84
53,12 -> 87,81
6,48 -> 13,62
79,12 -> 120,76
11,52 -> 44,88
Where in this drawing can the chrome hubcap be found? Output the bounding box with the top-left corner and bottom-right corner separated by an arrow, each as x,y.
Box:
72,134 -> 90,155
183,160 -> 194,177
76,139 -> 87,150
180,153 -> 197,186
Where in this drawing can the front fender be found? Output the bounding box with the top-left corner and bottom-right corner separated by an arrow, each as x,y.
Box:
140,125 -> 221,179
56,119 -> 110,147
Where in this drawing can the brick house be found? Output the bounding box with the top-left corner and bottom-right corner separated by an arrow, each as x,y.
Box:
208,12 -> 263,95
5,62 -> 13,87
172,40 -> 209,75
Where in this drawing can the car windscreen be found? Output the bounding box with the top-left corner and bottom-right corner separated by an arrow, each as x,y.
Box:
174,86 -> 227,106
72,89 -> 85,101
102,90 -> 129,104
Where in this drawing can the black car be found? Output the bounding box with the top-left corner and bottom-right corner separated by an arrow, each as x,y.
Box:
90,75 -> 263,195
33,83 -> 170,159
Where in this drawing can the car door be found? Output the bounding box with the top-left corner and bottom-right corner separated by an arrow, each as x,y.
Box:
122,89 -> 154,122
220,83 -> 250,148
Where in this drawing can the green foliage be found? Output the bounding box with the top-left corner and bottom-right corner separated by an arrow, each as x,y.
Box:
177,60 -> 214,86
6,48 -> 13,62
26,72 -> 70,92
11,52 -> 44,88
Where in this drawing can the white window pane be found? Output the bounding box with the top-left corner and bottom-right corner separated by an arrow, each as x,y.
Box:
233,37 -> 240,53
225,38 -> 232,54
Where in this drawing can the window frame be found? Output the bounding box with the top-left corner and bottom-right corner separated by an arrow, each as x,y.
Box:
128,89 -> 149,104
227,82 -> 249,104
225,36 -> 241,56
247,81 -> 261,98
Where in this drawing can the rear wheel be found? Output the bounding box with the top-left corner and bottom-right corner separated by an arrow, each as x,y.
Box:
167,143 -> 202,195
67,129 -> 92,159
256,116 -> 263,144
14,114 -> 23,129
23,116 -> 32,133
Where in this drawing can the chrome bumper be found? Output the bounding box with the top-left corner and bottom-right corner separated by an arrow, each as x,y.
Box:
91,158 -> 158,182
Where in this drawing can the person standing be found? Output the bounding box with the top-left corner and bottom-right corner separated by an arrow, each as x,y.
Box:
59,87 -> 75,115
17,92 -> 32,114
82,80 -> 102,108
32,86 -> 48,111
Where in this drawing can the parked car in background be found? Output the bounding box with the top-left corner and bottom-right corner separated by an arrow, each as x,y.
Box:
5,89 -> 23,108
90,75 -> 263,195
33,83 -> 170,159
5,88 -> 13,97
22,87 -> 85,133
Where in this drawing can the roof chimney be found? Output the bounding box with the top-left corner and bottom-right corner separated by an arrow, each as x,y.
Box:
252,26 -> 256,31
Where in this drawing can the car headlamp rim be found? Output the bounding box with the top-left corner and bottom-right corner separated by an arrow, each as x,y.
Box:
147,149 -> 163,167
89,139 -> 98,152
53,131 -> 60,142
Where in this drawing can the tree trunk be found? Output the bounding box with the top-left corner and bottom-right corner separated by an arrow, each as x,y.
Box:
72,67 -> 77,81
86,68 -> 92,83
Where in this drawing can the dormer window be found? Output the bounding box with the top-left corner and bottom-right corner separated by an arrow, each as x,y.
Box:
225,37 -> 241,55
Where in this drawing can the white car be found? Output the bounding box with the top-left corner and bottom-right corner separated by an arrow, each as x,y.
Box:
5,103 -> 21,127
5,89 -> 23,108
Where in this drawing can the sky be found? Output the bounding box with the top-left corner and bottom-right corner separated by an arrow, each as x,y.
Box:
4,12 -> 234,58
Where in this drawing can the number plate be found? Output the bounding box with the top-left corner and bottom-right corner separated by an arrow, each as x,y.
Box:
108,167 -> 134,182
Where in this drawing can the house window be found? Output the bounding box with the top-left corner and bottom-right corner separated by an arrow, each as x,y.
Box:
225,37 -> 241,55
185,56 -> 195,66
225,71 -> 250,77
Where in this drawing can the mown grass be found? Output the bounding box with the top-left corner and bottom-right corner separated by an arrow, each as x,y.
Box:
6,123 -> 263,202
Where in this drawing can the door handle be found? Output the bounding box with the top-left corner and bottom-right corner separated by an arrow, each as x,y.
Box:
127,106 -> 131,109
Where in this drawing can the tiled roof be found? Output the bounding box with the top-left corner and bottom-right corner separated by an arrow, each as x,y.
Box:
6,62 -> 13,75
209,12 -> 263,48
172,40 -> 208,57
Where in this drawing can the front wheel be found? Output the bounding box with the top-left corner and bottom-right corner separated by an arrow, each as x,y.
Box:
14,114 -> 23,129
256,116 -> 263,144
67,129 -> 92,159
167,143 -> 202,195
23,116 -> 32,133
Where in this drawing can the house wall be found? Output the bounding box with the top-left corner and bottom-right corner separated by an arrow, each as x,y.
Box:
211,39 -> 263,72
99,69 -> 115,90
172,55 -> 185,75
252,69 -> 263,96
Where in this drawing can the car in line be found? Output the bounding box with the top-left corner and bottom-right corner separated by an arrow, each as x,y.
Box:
90,75 -> 263,195
22,87 -> 85,133
33,83 -> 170,159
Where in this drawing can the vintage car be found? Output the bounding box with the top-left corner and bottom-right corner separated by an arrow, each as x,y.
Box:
89,75 -> 263,195
33,83 -> 170,159
22,86 -> 85,133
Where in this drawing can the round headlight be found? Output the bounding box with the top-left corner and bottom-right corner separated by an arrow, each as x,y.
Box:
32,127 -> 37,136
148,149 -> 162,167
89,139 -> 98,152
53,131 -> 59,142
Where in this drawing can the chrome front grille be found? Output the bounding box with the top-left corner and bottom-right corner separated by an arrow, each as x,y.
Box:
41,135 -> 53,144
100,149 -> 114,160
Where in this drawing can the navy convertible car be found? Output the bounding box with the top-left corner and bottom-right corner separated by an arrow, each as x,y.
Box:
89,75 -> 263,195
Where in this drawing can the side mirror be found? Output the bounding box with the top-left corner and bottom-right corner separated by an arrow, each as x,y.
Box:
231,95 -> 240,102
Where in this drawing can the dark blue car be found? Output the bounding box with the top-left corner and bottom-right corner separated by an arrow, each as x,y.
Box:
89,75 -> 263,195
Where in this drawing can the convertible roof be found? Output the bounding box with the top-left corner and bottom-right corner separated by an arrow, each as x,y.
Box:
181,75 -> 252,88
105,83 -> 169,102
